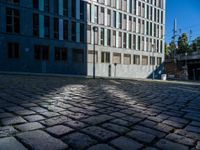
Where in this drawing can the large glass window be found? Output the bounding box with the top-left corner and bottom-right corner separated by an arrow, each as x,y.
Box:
6,8 -> 20,33
7,42 -> 19,59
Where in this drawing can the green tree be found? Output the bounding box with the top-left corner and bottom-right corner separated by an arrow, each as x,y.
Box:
177,33 -> 190,54
192,36 -> 200,52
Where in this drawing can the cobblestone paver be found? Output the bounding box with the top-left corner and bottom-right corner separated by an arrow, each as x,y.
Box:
0,75 -> 200,150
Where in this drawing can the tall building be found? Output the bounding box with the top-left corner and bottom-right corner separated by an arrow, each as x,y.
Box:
0,0 -> 165,78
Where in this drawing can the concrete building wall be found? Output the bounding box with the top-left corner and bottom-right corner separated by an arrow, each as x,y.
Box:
0,0 -> 166,78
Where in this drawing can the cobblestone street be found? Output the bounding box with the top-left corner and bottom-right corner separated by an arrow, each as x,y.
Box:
0,75 -> 200,150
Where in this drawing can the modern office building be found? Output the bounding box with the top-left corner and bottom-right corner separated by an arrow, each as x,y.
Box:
0,0 -> 165,78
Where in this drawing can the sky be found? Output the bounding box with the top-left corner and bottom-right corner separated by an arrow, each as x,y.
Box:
165,0 -> 200,43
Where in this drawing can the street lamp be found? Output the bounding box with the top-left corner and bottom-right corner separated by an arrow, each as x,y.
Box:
185,52 -> 188,80
93,26 -> 98,79
152,44 -> 155,80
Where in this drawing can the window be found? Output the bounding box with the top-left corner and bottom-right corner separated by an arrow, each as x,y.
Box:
63,0 -> 69,17
107,29 -> 111,46
133,55 -> 140,65
33,0 -> 38,9
123,33 -> 127,48
6,0 -> 20,5
112,30 -> 116,47
87,25 -> 91,43
133,35 -> 136,50
107,9 -> 111,26
80,1 -> 84,20
64,20 -> 68,40
44,16 -> 50,38
6,8 -> 20,33
100,28 -> 104,45
113,11 -> 116,28
157,57 -> 162,65
138,36 -> 141,50
99,7 -> 104,25
124,54 -> 131,65
87,3 -> 91,22
113,53 -> 121,64
72,22 -> 76,42
94,5 -> 98,24
34,45 -> 49,60
72,0 -> 76,18
7,42 -> 19,59
118,13 -> 122,29
33,13 -> 39,37
150,56 -> 155,65
54,18 -> 59,39
118,32 -> 122,48
101,52 -> 110,63
88,51 -> 98,63
73,49 -> 84,63
142,56 -> 148,65
44,0 -> 49,12
55,47 -> 67,61
54,0 -> 58,15
80,23 -> 85,43
128,34 -> 132,49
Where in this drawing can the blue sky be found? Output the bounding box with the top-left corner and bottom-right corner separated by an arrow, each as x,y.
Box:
165,0 -> 200,43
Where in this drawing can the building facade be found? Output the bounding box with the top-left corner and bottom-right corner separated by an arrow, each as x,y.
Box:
0,0 -> 166,78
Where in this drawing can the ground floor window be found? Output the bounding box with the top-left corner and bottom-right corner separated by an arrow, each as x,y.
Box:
88,51 -> 98,63
7,42 -> 19,59
101,52 -> 110,63
73,49 -> 84,63
133,55 -> 140,65
34,45 -> 49,60
55,47 -> 67,62
142,56 -> 148,65
113,53 -> 121,64
157,57 -> 162,65
150,56 -> 155,65
124,54 -> 131,65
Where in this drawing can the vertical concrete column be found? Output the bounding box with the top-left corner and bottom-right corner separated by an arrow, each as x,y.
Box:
104,28 -> 107,46
116,31 -> 119,48
126,33 -> 129,49
39,0 -> 44,38
116,12 -> 119,29
104,8 -> 107,26
76,0 -> 80,42
59,0 -> 64,40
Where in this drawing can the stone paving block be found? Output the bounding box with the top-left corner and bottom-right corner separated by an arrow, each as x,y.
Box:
63,132 -> 97,150
143,147 -> 159,150
60,110 -> 89,119
185,125 -> 200,134
101,123 -> 130,134
0,113 -> 15,119
0,126 -> 18,137
82,126 -> 118,141
39,111 -> 59,117
15,109 -> 36,115
154,123 -> 174,133
122,116 -> 142,124
40,115 -> 70,126
82,114 -> 113,125
6,106 -> 25,112
190,121 -> 200,127
0,137 -> 27,150
166,133 -> 195,146
110,112 -> 127,118
163,120 -> 185,128
47,105 -> 65,112
16,130 -> 68,150
87,144 -> 116,150
64,119 -> 88,129
156,139 -> 189,150
127,130 -> 155,144
174,129 -> 200,141
110,119 -> 133,127
196,141 -> 200,149
46,125 -> 74,137
132,125 -> 166,138
0,116 -> 27,125
15,122 -> 44,131
110,136 -> 143,150
139,119 -> 157,128
24,115 -> 45,122
30,107 -> 48,113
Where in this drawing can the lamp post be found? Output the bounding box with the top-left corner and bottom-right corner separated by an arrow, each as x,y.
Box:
185,52 -> 188,80
93,26 -> 98,79
152,44 -> 155,80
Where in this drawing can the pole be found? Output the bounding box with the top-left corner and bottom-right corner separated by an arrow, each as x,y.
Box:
93,26 -> 97,79
152,44 -> 155,80
173,18 -> 177,78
